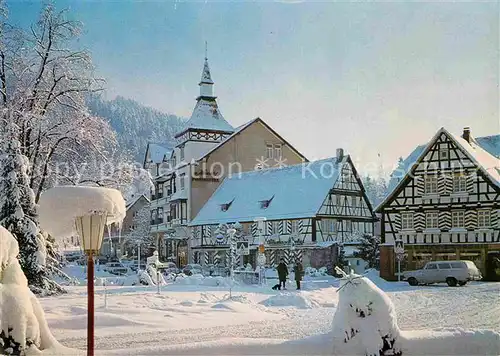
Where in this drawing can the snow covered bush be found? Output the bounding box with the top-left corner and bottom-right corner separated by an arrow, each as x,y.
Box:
0,226 -> 67,355
332,268 -> 402,356
331,269 -> 500,355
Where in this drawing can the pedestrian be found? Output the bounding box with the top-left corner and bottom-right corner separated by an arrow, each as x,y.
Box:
276,258 -> 288,290
294,261 -> 303,290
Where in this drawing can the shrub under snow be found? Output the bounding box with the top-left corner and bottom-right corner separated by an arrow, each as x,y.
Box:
0,226 -> 70,355
331,269 -> 500,355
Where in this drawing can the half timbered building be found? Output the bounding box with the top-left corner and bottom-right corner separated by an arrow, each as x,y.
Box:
189,150 -> 377,270
376,127 -> 500,281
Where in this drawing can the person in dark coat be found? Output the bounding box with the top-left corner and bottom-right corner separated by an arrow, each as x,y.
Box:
294,261 -> 303,290
276,258 -> 288,290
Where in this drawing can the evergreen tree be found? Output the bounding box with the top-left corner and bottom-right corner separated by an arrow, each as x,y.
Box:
354,234 -> 381,269
336,243 -> 347,273
0,122 -> 63,295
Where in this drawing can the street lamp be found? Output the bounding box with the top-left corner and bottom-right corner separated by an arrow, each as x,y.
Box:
38,186 -> 125,356
75,212 -> 107,356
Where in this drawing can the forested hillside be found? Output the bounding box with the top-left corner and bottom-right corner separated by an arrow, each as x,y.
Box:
87,95 -> 185,162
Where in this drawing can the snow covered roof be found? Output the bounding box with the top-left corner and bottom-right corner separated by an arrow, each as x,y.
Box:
475,135 -> 500,158
378,128 -> 500,211
146,143 -> 172,164
39,186 -> 126,239
125,194 -> 149,210
452,134 -> 500,185
177,98 -> 234,135
190,157 -> 346,226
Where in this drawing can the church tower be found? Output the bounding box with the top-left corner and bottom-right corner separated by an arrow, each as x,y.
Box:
174,53 -> 234,162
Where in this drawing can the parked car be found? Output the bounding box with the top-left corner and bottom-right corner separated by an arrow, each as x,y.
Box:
103,262 -> 128,275
64,252 -> 83,263
182,264 -> 203,276
403,260 -> 482,287
130,263 -> 147,272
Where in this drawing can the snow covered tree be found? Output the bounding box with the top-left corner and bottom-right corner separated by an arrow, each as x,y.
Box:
126,202 -> 155,255
354,234 -> 381,269
362,174 -> 388,207
0,2 -> 137,294
0,120 -> 63,295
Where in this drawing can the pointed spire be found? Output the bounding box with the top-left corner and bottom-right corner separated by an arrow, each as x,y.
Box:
199,44 -> 214,97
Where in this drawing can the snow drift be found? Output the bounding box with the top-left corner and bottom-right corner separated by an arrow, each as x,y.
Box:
259,293 -> 319,309
0,226 -> 72,355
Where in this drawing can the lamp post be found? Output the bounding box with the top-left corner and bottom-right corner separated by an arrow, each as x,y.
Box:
75,212 -> 107,356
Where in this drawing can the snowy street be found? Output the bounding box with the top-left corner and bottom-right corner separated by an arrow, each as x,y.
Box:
40,276 -> 500,355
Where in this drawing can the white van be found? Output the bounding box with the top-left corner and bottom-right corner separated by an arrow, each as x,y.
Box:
403,260 -> 482,287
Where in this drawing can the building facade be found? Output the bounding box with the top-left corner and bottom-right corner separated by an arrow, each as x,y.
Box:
101,194 -> 150,258
190,151 -> 377,271
376,127 -> 500,281
143,57 -> 307,266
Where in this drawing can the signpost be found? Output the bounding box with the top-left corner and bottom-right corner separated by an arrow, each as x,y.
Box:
394,238 -> 404,282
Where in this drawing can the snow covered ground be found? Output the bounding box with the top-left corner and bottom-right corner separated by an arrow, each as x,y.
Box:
38,271 -> 500,355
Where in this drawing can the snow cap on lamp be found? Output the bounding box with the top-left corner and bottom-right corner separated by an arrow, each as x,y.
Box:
38,185 -> 126,240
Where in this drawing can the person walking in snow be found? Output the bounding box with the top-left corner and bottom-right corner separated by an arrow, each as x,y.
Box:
294,261 -> 303,290
277,258 -> 288,290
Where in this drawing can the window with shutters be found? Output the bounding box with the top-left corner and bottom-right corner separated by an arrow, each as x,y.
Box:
291,220 -> 299,234
426,212 -> 439,229
452,173 -> 467,193
424,176 -> 438,194
452,211 -> 465,228
401,212 -> 414,230
477,210 -> 491,228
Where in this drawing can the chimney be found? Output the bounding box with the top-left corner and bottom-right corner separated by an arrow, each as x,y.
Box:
336,148 -> 344,163
462,127 -> 471,143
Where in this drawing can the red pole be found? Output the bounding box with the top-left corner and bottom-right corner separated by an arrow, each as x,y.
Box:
87,252 -> 94,356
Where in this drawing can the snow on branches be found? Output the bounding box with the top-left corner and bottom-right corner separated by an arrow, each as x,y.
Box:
332,269 -> 402,356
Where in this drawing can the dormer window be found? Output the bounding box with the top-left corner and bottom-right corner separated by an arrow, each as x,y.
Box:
220,200 -> 233,212
259,195 -> 274,209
